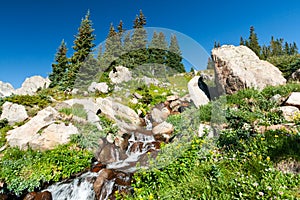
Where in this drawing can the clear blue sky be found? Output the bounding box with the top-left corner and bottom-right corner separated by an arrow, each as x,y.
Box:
1,0 -> 300,88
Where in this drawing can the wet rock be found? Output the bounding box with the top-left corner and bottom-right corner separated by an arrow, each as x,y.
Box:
114,135 -> 129,151
130,142 -> 144,153
115,172 -> 132,186
23,191 -> 52,200
91,163 -> 107,173
93,169 -> 115,200
152,122 -> 174,142
23,192 -> 37,200
96,143 -> 118,164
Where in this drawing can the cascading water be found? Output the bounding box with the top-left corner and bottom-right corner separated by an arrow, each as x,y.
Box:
45,120 -> 158,200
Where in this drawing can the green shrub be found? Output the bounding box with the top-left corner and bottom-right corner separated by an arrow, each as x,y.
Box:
0,144 -> 93,195
4,94 -> 52,108
267,54 -> 300,79
0,119 -> 11,147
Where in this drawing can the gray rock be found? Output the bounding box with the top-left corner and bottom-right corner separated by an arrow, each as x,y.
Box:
88,82 -> 109,93
151,107 -> 170,124
285,92 -> 300,108
6,106 -> 76,150
109,66 -> 132,84
0,102 -> 28,125
290,69 -> 300,81
15,76 -> 51,95
0,81 -> 15,97
198,124 -> 214,138
212,45 -> 286,94
279,106 -> 299,122
96,97 -> 141,132
188,76 -> 210,108
152,121 -> 174,141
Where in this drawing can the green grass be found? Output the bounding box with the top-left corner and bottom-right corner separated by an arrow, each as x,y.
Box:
59,103 -> 87,119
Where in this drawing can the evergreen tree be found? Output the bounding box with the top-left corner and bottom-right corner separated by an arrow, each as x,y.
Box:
261,45 -> 271,60
130,10 -> 148,67
103,23 -> 117,69
49,40 -> 69,88
247,26 -> 261,57
166,34 -> 185,73
148,32 -> 168,65
68,10 -> 96,88
240,37 -> 245,45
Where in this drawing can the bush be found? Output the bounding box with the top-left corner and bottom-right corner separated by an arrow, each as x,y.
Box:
267,54 -> 300,79
59,103 -> 87,119
0,144 -> 93,195
4,94 -> 52,108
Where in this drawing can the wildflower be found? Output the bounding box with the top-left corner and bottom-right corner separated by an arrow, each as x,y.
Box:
266,156 -> 270,161
278,191 -> 283,195
149,193 -> 154,200
261,137 -> 265,141
267,186 -> 272,190
274,135 -> 278,138
258,191 -> 264,196
253,182 -> 259,187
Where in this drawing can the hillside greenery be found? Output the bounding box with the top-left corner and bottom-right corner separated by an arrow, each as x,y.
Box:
116,83 -> 300,200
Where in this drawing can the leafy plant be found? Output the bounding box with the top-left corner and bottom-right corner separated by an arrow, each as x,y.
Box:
59,103 -> 87,119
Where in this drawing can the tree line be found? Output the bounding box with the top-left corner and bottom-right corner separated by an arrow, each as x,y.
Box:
49,10 -> 185,90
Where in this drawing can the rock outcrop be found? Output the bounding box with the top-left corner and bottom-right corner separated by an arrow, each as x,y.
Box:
96,97 -> 141,132
6,106 -> 77,150
188,76 -> 210,108
109,66 -> 132,84
88,82 -> 109,94
0,81 -> 15,97
290,69 -> 300,82
212,45 -> 286,94
15,76 -> 51,95
0,102 -> 28,125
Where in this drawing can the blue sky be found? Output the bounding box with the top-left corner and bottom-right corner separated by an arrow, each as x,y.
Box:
0,0 -> 300,88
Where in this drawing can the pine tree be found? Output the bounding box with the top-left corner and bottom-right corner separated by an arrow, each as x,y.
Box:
240,37 -> 245,45
248,26 -> 261,57
103,23 -> 117,69
130,10 -> 148,68
148,32 -> 168,65
68,10 -> 96,88
166,34 -> 185,73
49,40 -> 69,88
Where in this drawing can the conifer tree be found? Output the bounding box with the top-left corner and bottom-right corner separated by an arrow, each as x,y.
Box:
68,10 -> 96,88
49,40 -> 69,88
130,10 -> 148,67
240,37 -> 245,45
248,26 -> 261,57
148,32 -> 168,65
166,34 -> 185,73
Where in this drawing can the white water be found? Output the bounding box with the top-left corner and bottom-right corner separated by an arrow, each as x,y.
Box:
45,125 -> 157,200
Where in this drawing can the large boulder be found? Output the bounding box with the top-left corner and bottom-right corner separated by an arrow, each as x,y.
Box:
88,82 -> 109,93
188,76 -> 210,108
6,106 -> 77,150
0,102 -> 28,125
212,45 -> 286,94
0,81 -> 15,97
96,97 -> 141,132
109,66 -> 132,84
15,76 -> 51,95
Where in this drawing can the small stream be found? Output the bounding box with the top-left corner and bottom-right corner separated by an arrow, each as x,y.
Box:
45,120 -> 159,200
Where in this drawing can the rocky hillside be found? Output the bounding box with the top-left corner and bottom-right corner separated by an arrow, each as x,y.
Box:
0,45 -> 299,200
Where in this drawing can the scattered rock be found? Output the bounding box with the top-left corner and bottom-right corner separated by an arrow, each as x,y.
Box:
0,102 -> 28,125
0,81 -> 15,98
285,92 -> 300,108
152,121 -> 174,141
167,95 -> 179,101
88,82 -> 109,93
15,76 -> 51,95
109,66 -> 132,84
279,106 -> 299,122
23,191 -> 52,200
150,107 -> 170,124
198,124 -> 214,138
188,76 -> 210,108
133,92 -> 143,99
137,76 -> 160,86
290,69 -> 300,82
212,45 -> 286,94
